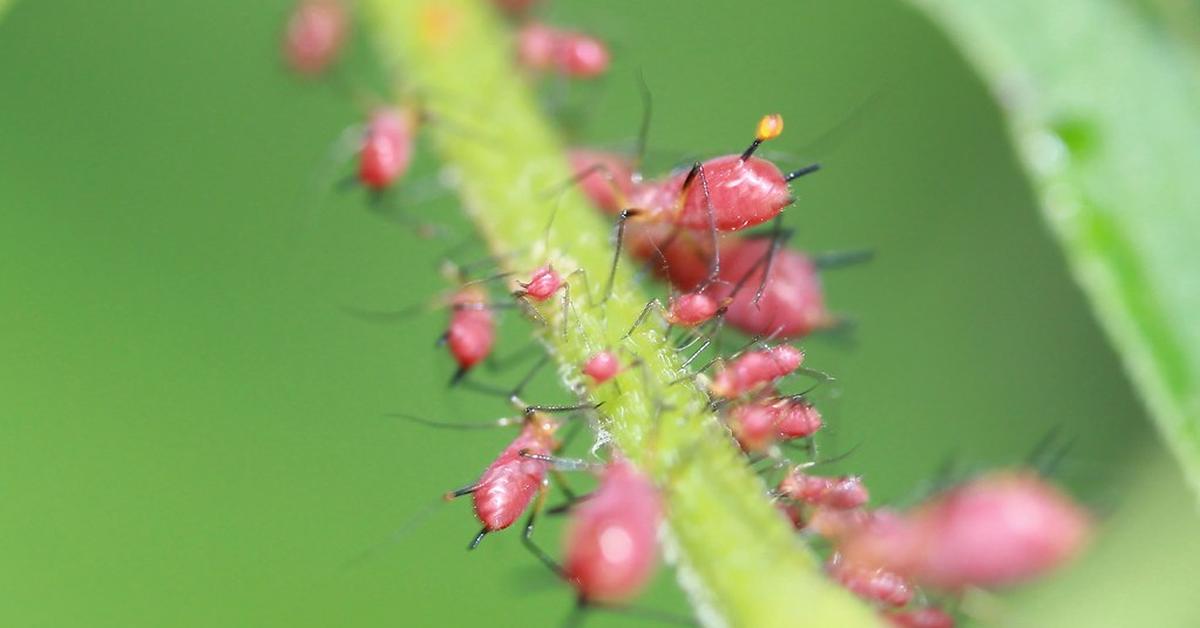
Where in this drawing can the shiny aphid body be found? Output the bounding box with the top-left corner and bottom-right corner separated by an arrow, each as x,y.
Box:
468,414 -> 559,541
517,22 -> 611,79
359,107 -> 417,190
562,460 -> 662,603
710,344 -> 804,399
445,285 -> 496,377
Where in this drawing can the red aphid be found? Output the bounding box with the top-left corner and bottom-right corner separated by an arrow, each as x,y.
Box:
563,460 -> 662,604
516,23 -> 610,79
709,238 -> 835,338
470,413 -> 559,534
773,398 -> 824,440
828,553 -> 913,608
568,149 -> 636,215
359,108 -> 416,190
282,0 -> 348,76
710,344 -> 804,399
554,32 -> 610,78
883,608 -> 956,628
446,286 -> 495,373
665,291 -> 720,327
516,22 -> 557,71
780,470 -> 868,510
905,471 -> 1092,590
582,351 -> 621,384
728,402 -> 780,452
517,264 -> 563,301
664,154 -> 793,232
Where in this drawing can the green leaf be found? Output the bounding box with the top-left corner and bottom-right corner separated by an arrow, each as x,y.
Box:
903,0 -> 1200,499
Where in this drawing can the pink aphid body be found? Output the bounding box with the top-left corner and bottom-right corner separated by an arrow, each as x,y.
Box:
563,460 -> 662,604
883,609 -> 956,628
709,238 -> 834,339
282,0 -> 348,76
828,554 -> 914,608
567,149 -> 636,215
518,265 -> 563,301
666,292 -> 720,327
665,155 -> 793,232
359,108 -> 416,190
729,403 -> 780,452
516,23 -> 610,79
905,471 -> 1092,590
773,399 -> 824,440
554,32 -> 610,78
472,415 -> 558,532
446,287 -> 495,371
582,351 -> 621,384
780,470 -> 868,510
710,345 -> 804,399
516,22 -> 556,71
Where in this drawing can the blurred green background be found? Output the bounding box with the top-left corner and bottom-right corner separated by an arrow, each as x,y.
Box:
2,0 -> 1197,626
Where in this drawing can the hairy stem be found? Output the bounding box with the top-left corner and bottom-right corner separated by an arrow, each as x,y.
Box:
361,1 -> 879,625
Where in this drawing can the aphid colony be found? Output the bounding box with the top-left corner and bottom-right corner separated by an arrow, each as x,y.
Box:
283,1 -> 1093,625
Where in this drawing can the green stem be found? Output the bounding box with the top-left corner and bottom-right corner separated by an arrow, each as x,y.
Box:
361,0 -> 879,626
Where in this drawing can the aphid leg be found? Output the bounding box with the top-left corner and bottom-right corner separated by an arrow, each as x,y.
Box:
602,208 -> 642,304
518,450 -> 603,473
1027,427 -> 1076,479
622,298 -> 666,340
812,248 -> 875,271
520,485 -> 566,576
678,161 -> 722,291
467,527 -> 489,550
752,217 -> 790,306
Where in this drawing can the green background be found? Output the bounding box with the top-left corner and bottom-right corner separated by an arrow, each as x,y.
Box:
1,1 -> 1196,626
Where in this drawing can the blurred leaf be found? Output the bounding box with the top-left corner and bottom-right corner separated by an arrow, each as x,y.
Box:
904,0 -> 1200,500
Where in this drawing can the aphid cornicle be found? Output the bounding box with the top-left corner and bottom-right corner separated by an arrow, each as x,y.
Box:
282,0 -> 348,76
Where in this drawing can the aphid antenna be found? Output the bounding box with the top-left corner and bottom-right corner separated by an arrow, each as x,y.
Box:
386,412 -> 525,431
340,496 -> 454,570
632,68 -> 653,171
339,301 -> 429,324
601,208 -> 644,304
812,247 -> 876,271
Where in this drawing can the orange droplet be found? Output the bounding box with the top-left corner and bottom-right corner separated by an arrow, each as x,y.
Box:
756,113 -> 784,142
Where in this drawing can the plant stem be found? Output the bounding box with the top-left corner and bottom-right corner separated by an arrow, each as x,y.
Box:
361,1 -> 879,625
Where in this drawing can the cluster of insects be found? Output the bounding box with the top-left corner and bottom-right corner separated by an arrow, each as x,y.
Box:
282,1 -> 1093,625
